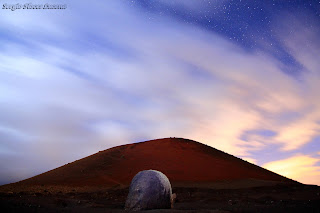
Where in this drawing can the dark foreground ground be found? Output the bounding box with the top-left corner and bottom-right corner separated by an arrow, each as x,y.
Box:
1,183 -> 319,213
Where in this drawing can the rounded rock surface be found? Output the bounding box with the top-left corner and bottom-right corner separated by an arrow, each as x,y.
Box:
125,170 -> 173,211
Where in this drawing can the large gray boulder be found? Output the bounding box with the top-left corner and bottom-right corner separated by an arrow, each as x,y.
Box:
125,170 -> 175,211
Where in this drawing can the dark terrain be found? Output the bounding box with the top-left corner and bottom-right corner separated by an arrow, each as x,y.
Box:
1,183 -> 319,212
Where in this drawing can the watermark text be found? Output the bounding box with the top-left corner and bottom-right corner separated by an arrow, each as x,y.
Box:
3,3 -> 67,11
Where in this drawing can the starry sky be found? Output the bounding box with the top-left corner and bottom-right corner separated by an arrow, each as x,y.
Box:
0,0 -> 320,185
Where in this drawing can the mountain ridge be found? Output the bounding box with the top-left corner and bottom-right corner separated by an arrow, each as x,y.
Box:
6,138 -> 297,189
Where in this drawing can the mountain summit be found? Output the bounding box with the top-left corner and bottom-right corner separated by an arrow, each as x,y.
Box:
14,138 -> 295,188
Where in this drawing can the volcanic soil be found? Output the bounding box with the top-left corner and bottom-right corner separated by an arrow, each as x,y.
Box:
1,138 -> 319,212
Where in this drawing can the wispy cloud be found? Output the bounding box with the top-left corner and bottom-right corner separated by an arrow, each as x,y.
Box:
0,0 -> 319,185
263,154 -> 320,185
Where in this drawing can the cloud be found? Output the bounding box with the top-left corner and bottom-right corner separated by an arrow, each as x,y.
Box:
157,0 -> 225,14
0,0 -> 319,185
265,13 -> 320,152
263,155 -> 320,185
274,116 -> 320,151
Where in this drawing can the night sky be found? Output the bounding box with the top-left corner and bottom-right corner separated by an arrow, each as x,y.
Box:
0,0 -> 320,185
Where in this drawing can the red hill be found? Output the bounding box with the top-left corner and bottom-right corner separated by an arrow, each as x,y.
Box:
13,138 -> 295,188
